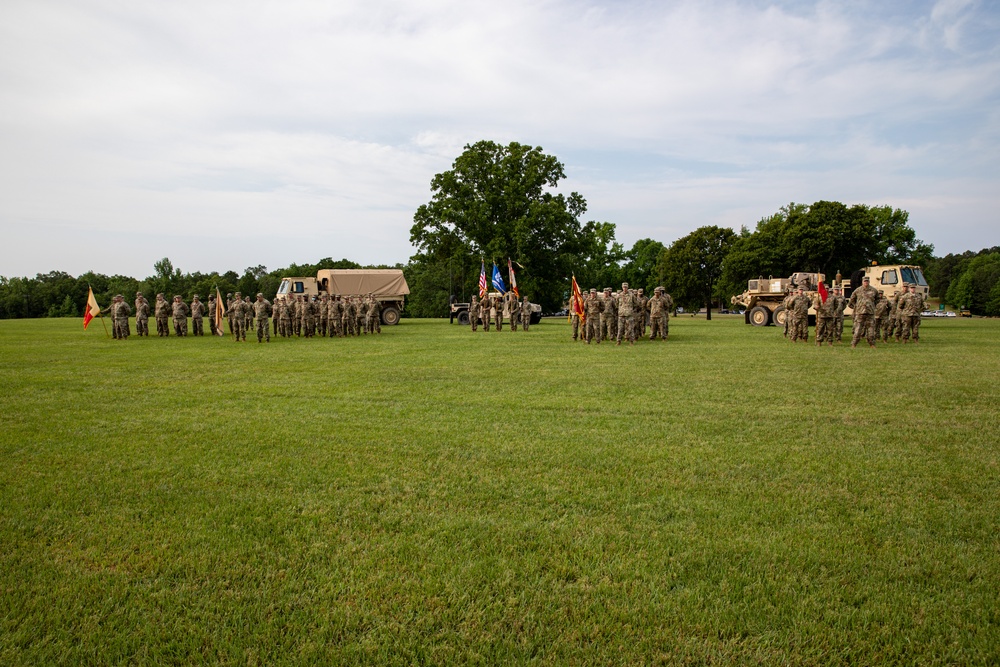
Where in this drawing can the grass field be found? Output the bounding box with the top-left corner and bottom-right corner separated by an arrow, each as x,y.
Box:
1,315 -> 998,665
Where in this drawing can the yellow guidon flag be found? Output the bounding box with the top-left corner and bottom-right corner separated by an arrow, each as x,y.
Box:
83,287 -> 101,329
213,287 -> 227,336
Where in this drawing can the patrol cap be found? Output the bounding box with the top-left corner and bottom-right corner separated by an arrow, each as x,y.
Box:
136,291 -> 143,296
638,288 -> 644,293
234,291 -> 241,296
173,295 -> 181,299
590,288 -> 597,293
257,293 -> 263,297
157,293 -> 164,298
604,287 -> 612,292
193,294 -> 200,299
862,276 -> 870,282
622,282 -> 629,287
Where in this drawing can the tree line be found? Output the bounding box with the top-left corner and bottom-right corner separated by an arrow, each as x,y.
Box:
2,140 -> 997,319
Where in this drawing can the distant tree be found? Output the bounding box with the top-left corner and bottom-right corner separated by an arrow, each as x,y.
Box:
656,226 -> 736,319
621,238 -> 666,294
410,140 -> 595,312
945,252 -> 1000,315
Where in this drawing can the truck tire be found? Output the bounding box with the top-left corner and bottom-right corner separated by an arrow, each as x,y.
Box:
749,305 -> 771,326
772,305 -> 787,327
457,311 -> 470,326
530,312 -> 542,325
381,306 -> 400,326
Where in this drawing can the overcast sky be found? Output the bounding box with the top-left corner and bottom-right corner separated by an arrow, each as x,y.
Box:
1,0 -> 998,279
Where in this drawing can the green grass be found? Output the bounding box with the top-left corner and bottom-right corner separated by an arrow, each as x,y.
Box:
1,316 -> 998,665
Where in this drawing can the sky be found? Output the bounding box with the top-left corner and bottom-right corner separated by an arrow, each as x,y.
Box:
1,0 -> 998,279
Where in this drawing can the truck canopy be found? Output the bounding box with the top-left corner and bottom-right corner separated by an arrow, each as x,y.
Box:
316,269 -> 410,296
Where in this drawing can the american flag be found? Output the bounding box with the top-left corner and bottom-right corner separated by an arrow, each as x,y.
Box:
478,260 -> 488,298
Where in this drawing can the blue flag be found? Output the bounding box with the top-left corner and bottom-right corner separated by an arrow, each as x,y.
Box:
492,264 -> 506,293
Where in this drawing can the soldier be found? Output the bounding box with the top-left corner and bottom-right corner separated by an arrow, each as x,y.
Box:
812,289 -> 835,346
847,275 -> 878,348
781,289 -> 796,339
569,291 -> 581,340
134,292 -> 149,336
299,296 -> 314,338
328,295 -> 343,337
190,295 -> 206,336
101,295 -> 129,339
316,294 -> 328,337
494,293 -> 504,332
899,283 -> 925,343
229,291 -> 247,341
584,288 -> 604,343
831,287 -> 846,342
887,290 -> 904,342
341,296 -> 354,336
367,294 -> 382,334
616,282 -> 637,346
648,287 -> 667,341
600,288 -> 616,341
520,296 -> 532,332
481,294 -> 492,332
154,293 -> 171,336
243,295 -> 254,334
469,296 -> 480,332
171,295 -> 189,337
207,293 -> 218,335
272,297 -> 280,336
254,293 -> 272,343
660,288 -> 674,339
635,288 -> 648,339
873,291 -> 890,342
225,292 -> 234,334
789,287 -> 810,343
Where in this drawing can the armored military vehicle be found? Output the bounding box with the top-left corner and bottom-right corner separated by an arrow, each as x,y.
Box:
450,292 -> 542,325
732,272 -> 825,326
275,269 -> 409,325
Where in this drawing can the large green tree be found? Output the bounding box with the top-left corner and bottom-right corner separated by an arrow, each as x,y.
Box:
656,225 -> 736,319
409,140 -> 596,312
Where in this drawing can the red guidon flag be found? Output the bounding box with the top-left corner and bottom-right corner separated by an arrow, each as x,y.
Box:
818,280 -> 828,304
83,287 -> 101,329
571,275 -> 585,324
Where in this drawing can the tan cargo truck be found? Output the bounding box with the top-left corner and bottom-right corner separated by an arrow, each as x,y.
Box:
276,269 -> 409,325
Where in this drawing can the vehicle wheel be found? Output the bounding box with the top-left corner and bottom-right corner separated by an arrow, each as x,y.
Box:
749,306 -> 771,326
381,306 -> 400,326
530,312 -> 542,325
457,311 -> 470,326
772,306 -> 787,327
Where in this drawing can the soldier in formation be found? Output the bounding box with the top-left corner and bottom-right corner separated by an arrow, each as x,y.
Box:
520,296 -> 532,332
254,293 -> 272,342
648,287 -> 671,341
134,292 -> 150,336
812,289 -> 835,346
601,288 -> 617,341
171,295 -> 189,337
190,295 -> 206,336
229,291 -> 247,341
469,296 -> 480,332
101,294 -> 132,339
831,287 -> 846,342
899,282 -> 925,343
789,287 -> 810,343
584,288 -> 603,343
846,276 -> 879,348
155,293 -> 171,336
873,291 -> 890,342
616,282 -> 637,345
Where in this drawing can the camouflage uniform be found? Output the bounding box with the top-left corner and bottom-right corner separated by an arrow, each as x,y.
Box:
342,297 -> 355,336
254,294 -> 272,342
789,290 -> 810,342
899,284 -> 925,342
520,297 -> 532,332
648,289 -> 668,340
601,289 -> 616,341
367,295 -> 382,334
134,293 -> 149,336
328,296 -> 343,337
873,293 -> 890,342
508,293 -> 521,332
469,297 -> 480,332
584,289 -> 604,343
102,295 -> 131,339
634,289 -> 648,339
226,293 -> 234,334
885,292 -> 902,341
190,296 -> 206,336
301,297 -> 316,338
243,296 -> 254,333
357,297 -> 367,334
847,280 -> 879,347
616,284 -> 637,345
317,294 -> 329,337
661,290 -> 674,339
494,295 -> 504,332
569,293 -> 581,340
812,292 -> 835,345
154,294 -> 171,336
831,290 -> 846,342
229,292 -> 247,341
781,291 -> 796,339
208,295 -> 218,335
171,296 -> 190,336
481,295 -> 492,332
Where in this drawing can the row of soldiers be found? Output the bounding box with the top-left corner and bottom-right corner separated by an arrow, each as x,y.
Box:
782,277 -> 927,347
468,293 -> 534,332
264,293 -> 383,340
103,293 -> 209,339
570,283 -> 674,345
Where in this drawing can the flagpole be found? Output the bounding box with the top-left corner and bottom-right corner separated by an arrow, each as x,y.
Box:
90,284 -> 110,338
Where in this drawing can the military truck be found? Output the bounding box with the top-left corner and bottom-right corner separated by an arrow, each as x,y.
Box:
732,264 -> 929,326
732,272 -> 825,326
450,292 -> 543,325
275,269 -> 409,325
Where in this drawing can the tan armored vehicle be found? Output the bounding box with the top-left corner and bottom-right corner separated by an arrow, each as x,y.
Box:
732,272 -> 824,326
276,269 -> 409,325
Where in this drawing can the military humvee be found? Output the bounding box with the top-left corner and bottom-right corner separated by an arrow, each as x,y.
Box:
276,269 -> 409,325
450,292 -> 542,325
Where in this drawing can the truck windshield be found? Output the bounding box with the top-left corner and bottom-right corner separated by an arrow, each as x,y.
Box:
900,267 -> 928,287
277,279 -> 291,295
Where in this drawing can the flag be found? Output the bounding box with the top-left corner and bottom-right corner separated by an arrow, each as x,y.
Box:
571,275 -> 585,324
492,264 -> 506,293
214,287 -> 226,336
83,287 -> 101,329
818,280 -> 828,304
478,260 -> 488,298
507,259 -> 519,299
